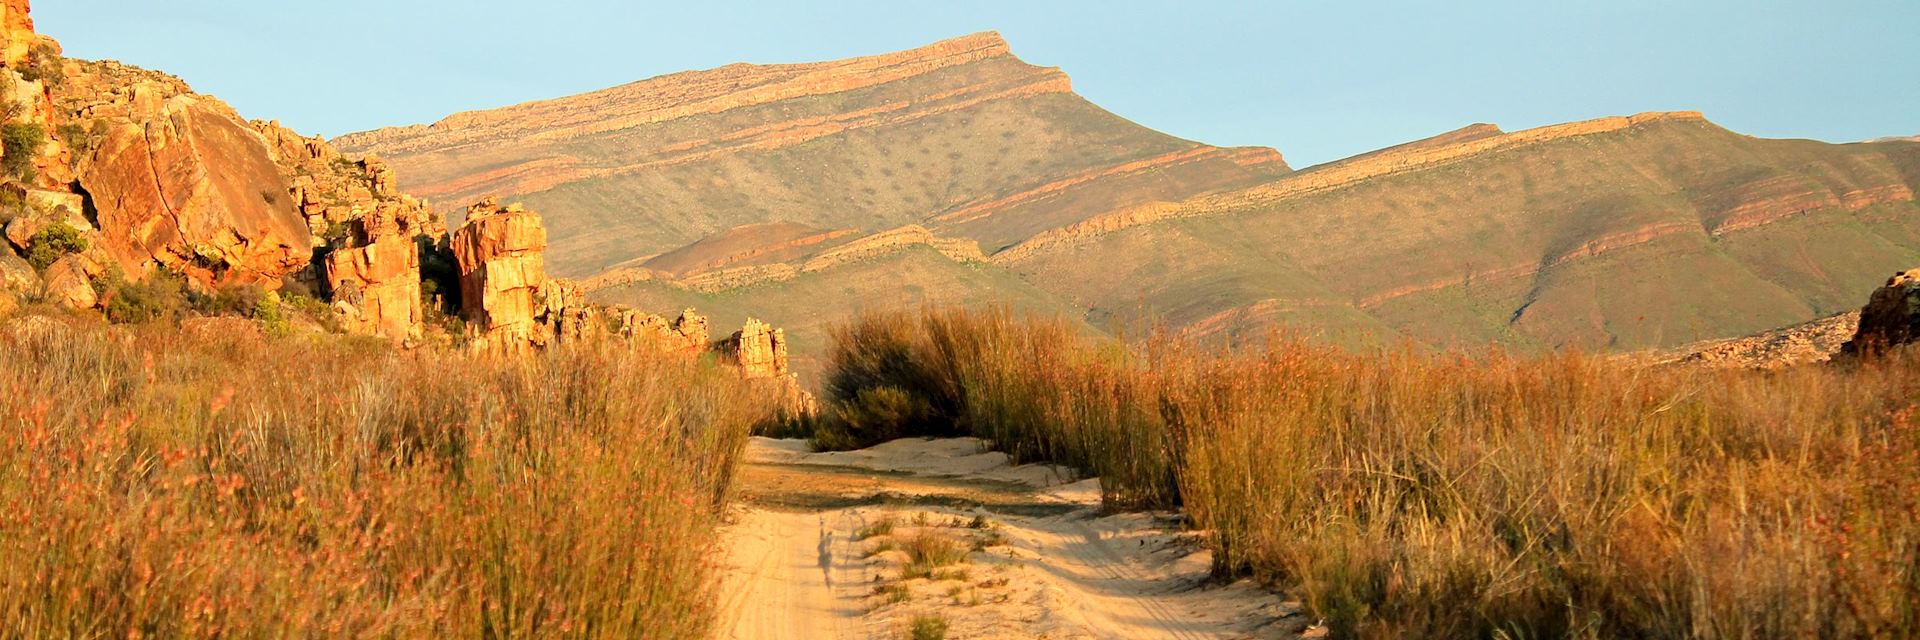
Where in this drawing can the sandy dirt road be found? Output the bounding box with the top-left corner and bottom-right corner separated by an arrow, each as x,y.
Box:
713,438 -> 1311,640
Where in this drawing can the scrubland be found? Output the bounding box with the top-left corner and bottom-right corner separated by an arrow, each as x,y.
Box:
812,307 -> 1920,639
0,312 -> 773,637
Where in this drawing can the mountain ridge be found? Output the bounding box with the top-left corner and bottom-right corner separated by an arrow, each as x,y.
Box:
336,32 -> 1920,369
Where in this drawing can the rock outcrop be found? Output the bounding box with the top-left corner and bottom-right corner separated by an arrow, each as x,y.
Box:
252,120 -> 440,241
1841,268 -> 1920,356
625,307 -> 710,354
324,216 -> 422,343
725,318 -> 789,378
450,197 -> 549,350
78,95 -> 311,286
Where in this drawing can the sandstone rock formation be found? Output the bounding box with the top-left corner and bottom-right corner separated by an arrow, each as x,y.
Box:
77,95 -> 311,286
726,318 -> 789,378
624,307 -> 710,355
252,121 -> 440,242
1841,268 -> 1920,356
324,217 -> 422,343
450,197 -> 549,350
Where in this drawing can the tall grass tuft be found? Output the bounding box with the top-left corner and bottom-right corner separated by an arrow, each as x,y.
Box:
0,313 -> 772,637
815,306 -> 1920,638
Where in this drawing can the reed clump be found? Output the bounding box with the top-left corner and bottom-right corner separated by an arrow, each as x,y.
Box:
815,306 -> 1920,638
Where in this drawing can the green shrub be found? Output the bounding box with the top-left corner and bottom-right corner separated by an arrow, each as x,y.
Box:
199,282 -> 268,318
24,220 -> 85,271
254,291 -> 289,337
809,385 -> 933,451
2,122 -> 46,182
105,270 -> 186,324
19,43 -> 63,87
55,122 -> 93,160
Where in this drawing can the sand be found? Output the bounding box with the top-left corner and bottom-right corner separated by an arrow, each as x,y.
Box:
714,437 -> 1316,639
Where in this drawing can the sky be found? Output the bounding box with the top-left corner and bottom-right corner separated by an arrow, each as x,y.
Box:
37,1 -> 1920,167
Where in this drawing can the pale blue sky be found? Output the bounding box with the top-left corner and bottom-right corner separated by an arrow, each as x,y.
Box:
38,1 -> 1919,167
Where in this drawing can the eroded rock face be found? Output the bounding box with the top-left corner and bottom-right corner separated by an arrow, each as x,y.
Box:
1842,268 -> 1920,355
324,218 -> 422,343
727,317 -> 789,378
79,95 -> 311,286
450,198 -> 548,349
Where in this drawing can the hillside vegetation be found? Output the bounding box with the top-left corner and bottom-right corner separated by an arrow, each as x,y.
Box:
808,307 -> 1920,638
0,314 -> 775,637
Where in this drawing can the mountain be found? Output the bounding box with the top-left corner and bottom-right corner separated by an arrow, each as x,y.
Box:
337,32 -> 1289,276
339,34 -> 1920,373
1002,114 -> 1920,350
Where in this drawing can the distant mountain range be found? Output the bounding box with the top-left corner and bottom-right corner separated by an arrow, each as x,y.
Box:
338,32 -> 1920,377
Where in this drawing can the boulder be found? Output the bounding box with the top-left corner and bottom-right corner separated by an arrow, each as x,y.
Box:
78,95 -> 310,288
40,253 -> 95,310
728,317 -> 789,377
0,242 -> 36,292
1841,268 -> 1920,356
324,224 -> 422,343
450,197 -> 548,349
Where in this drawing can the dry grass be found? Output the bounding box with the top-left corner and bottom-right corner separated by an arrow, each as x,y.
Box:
899,531 -> 968,581
0,313 -> 774,637
815,306 -> 1920,638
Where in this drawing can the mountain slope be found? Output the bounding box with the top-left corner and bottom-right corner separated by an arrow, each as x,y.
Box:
1004,116 -> 1920,349
337,32 -> 1290,276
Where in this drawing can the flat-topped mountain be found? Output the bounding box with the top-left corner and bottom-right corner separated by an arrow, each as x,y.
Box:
341,34 -> 1920,375
338,32 -> 1289,276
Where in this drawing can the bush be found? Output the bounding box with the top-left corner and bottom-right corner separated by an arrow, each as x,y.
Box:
55,122 -> 94,161
908,615 -> 949,640
19,43 -> 63,87
104,270 -> 186,324
24,220 -> 86,271
2,122 -> 46,182
196,282 -> 267,318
